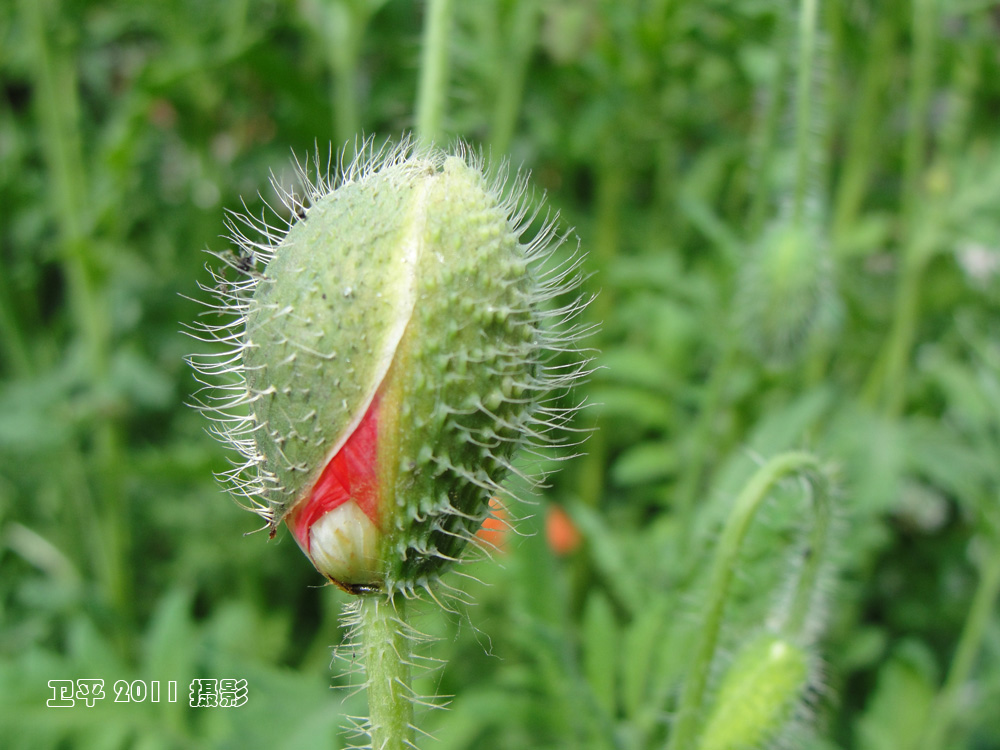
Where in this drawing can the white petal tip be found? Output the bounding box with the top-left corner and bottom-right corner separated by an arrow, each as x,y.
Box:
308,501 -> 380,585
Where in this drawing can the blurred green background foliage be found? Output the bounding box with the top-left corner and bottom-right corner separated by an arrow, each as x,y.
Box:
2,0 -> 1000,748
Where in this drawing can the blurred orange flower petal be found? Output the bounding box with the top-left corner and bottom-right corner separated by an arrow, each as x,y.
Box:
477,497 -> 509,553
546,504 -> 581,556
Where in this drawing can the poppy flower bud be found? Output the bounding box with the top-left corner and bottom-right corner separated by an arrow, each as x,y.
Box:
736,219 -> 838,366
697,634 -> 810,750
189,140 -> 592,597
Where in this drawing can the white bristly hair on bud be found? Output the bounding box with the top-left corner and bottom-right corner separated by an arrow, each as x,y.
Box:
185,136 -> 595,573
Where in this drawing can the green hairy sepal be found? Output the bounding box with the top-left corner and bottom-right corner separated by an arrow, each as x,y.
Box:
187,138 -> 593,596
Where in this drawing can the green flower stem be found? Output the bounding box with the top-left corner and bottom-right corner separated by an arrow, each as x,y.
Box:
784,465 -> 832,637
303,0 -> 385,143
24,0 -> 132,649
791,0 -> 819,227
571,161 -> 625,610
666,451 -> 830,750
831,10 -> 895,245
360,595 -> 415,750
23,0 -> 101,371
673,335 -> 737,560
489,0 -> 541,155
415,0 -> 453,144
918,534 -> 1000,750
323,0 -> 388,144
572,161 -> 624,615
868,252 -> 926,416
576,161 -> 625,512
899,0 -> 936,233
746,18 -> 790,238
864,0 -> 936,415
328,2 -> 364,144
573,158 -> 624,514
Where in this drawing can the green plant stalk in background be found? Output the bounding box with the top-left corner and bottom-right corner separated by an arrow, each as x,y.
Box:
667,451 -> 832,750
312,0 -> 388,145
415,0 -> 453,144
746,19 -> 790,239
576,159 -> 626,514
830,9 -> 896,245
918,529 -> 1000,750
571,159 -> 625,609
671,335 -> 737,563
327,2 -> 366,145
791,0 -> 832,385
864,0 -> 937,416
488,0 -> 541,156
21,0 -> 133,653
791,0 -> 818,227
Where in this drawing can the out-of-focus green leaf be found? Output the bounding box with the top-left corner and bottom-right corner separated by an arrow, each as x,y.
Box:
582,588 -> 618,717
854,641 -> 938,750
611,440 -> 680,486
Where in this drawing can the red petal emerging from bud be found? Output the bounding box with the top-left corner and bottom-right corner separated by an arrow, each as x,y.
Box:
288,392 -> 382,553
